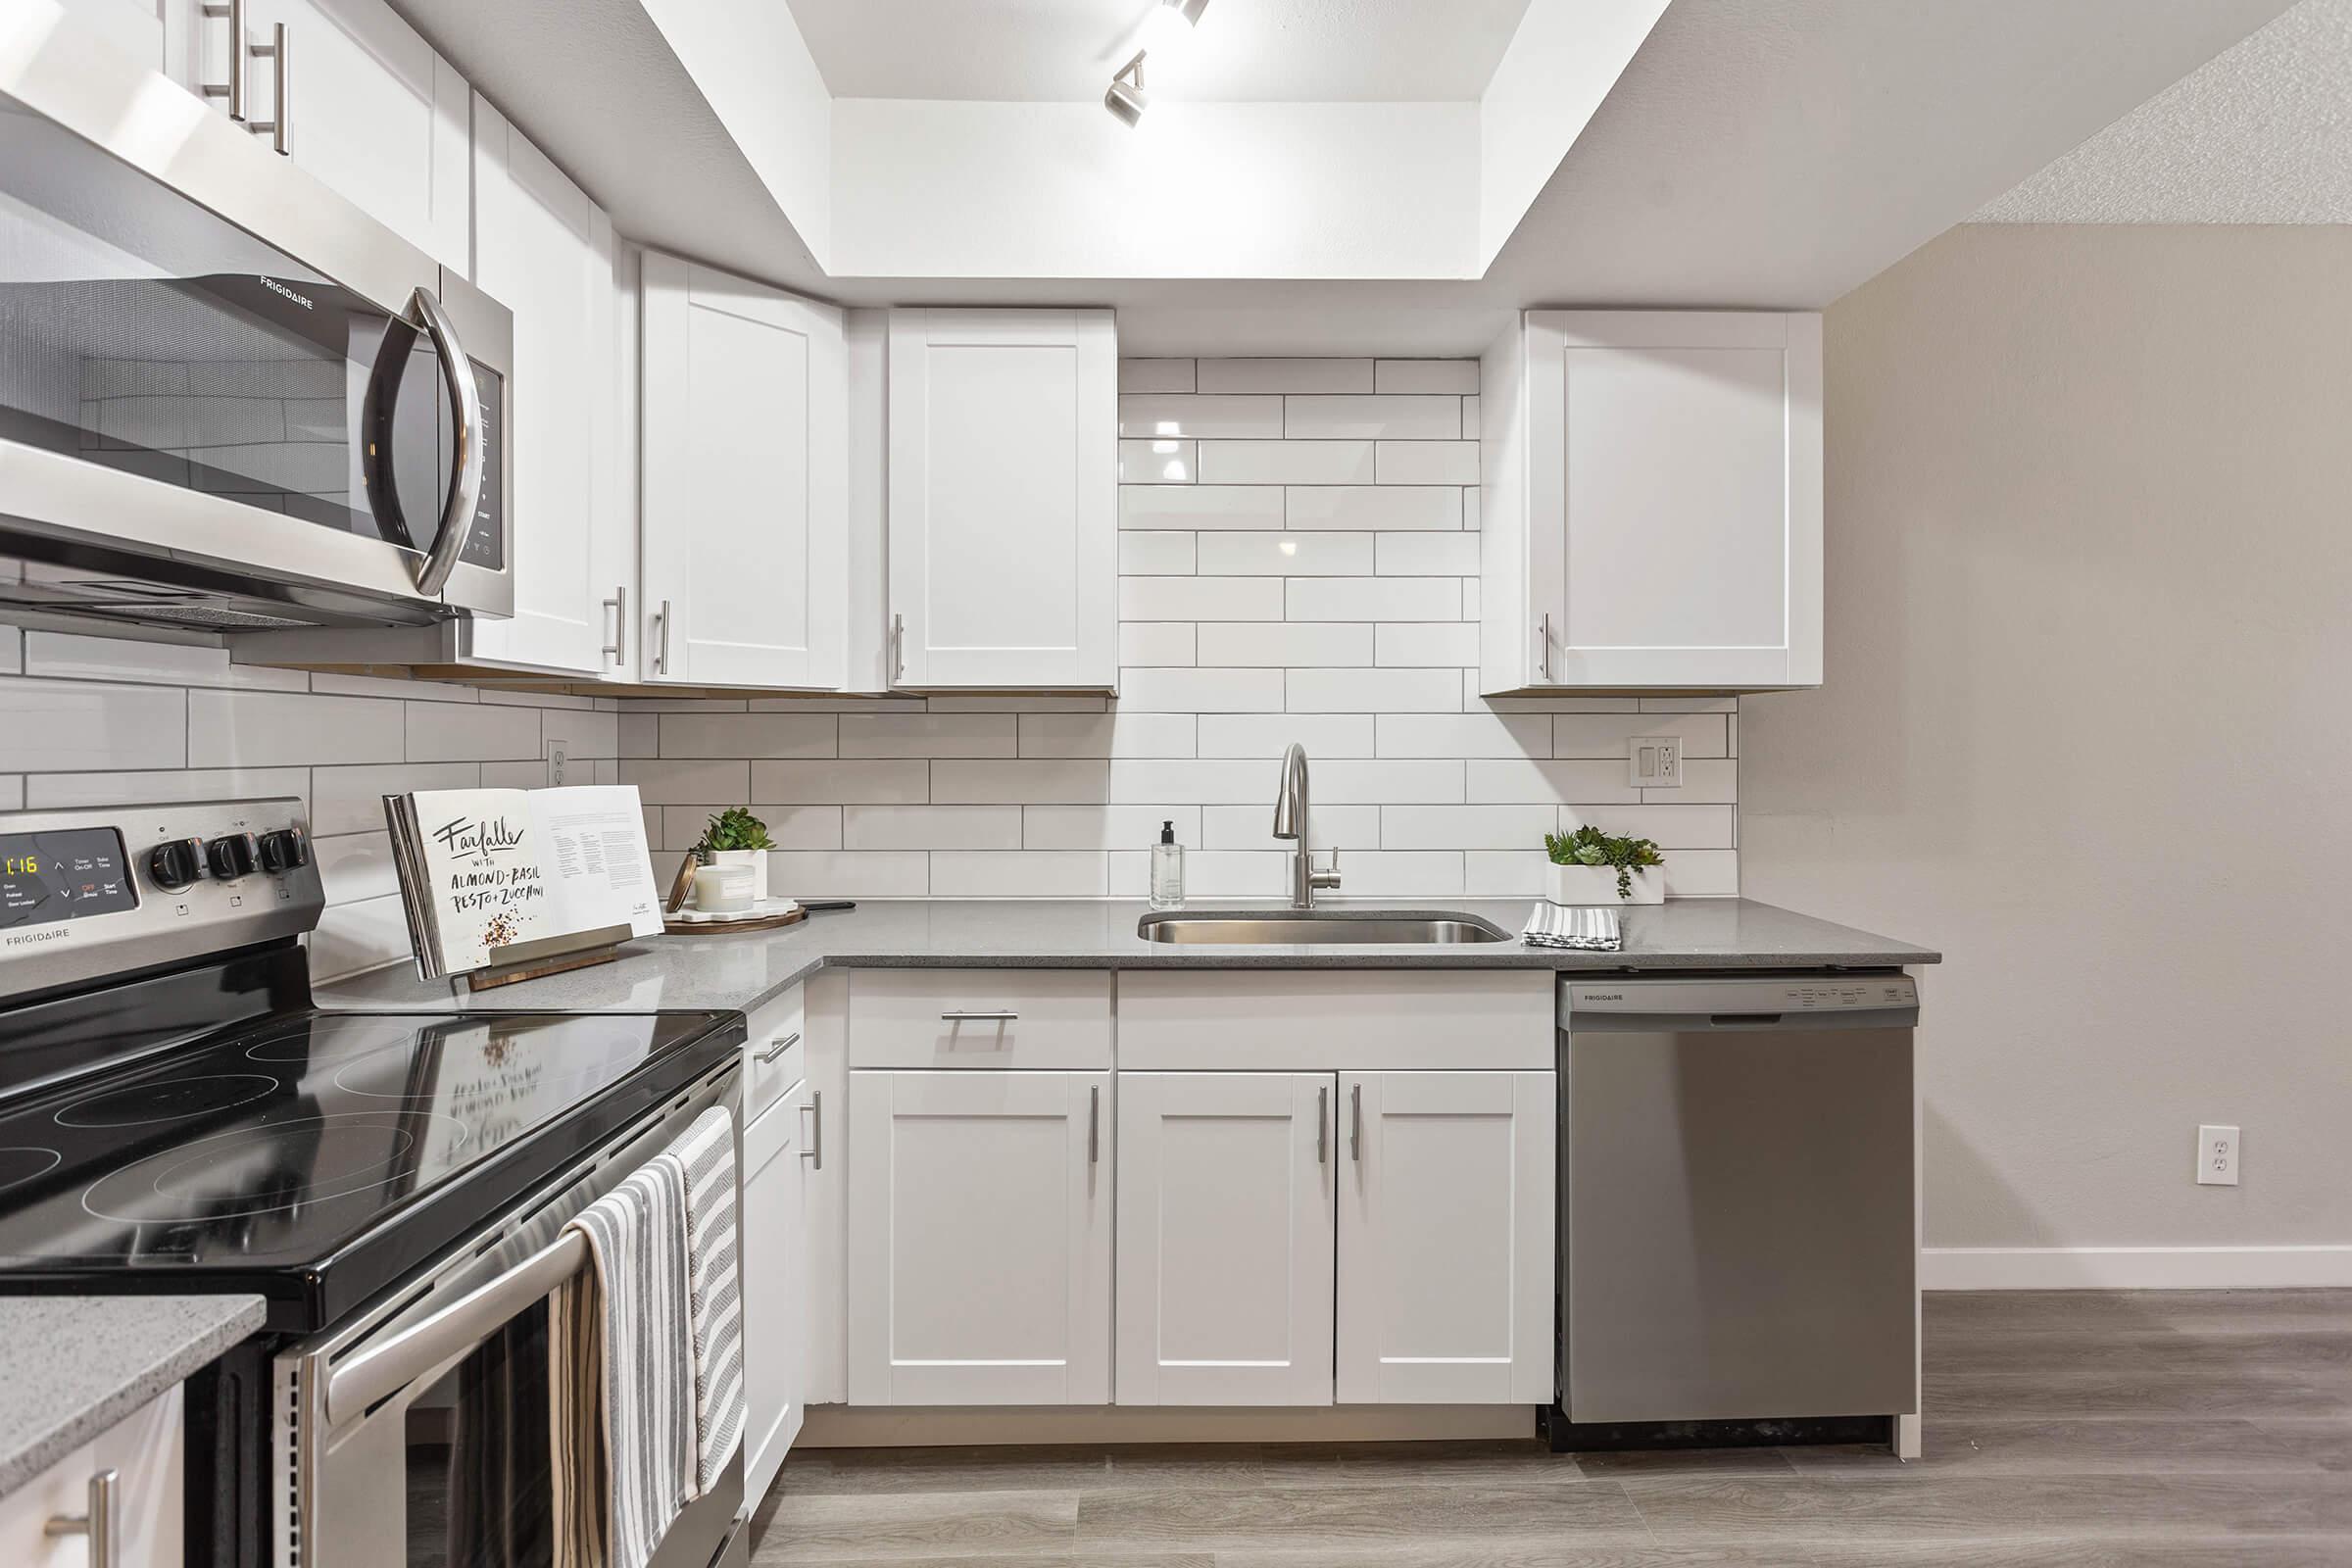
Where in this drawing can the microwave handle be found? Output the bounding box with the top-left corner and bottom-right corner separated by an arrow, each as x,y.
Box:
408,287 -> 487,597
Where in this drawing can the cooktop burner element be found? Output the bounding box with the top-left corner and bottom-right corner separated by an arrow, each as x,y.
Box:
0,1147 -> 61,1194
56,1072 -> 279,1127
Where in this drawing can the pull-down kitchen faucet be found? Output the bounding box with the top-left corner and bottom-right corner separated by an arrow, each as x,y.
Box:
1272,742 -> 1342,908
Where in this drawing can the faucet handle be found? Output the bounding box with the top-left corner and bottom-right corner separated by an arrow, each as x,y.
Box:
1311,847 -> 1343,890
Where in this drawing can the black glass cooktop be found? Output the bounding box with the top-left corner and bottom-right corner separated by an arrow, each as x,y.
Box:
0,1004 -> 739,1331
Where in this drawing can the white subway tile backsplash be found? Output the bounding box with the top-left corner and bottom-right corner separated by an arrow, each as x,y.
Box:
1284,395 -> 1460,440
1461,395 -> 1482,439
1198,440 -> 1375,485
1375,440 -> 1480,484
1197,359 -> 1372,394
1115,667 -> 1285,712
1118,358 -> 1196,393
1023,804 -> 1202,852
0,777 -> 20,809
1463,850 -> 1550,897
1561,804 -> 1738,849
25,766 -> 309,810
752,760 -> 928,804
1121,486 -> 1285,530
193,689 -> 399,769
1118,394 -> 1283,438
1119,531 -> 1198,575
406,701 -> 542,763
930,852 -> 1110,898
1658,758 -> 1738,805
1286,486 -> 1460,531
1197,712 -> 1375,759
1660,849 -> 1740,898
0,678 -> 184,771
1018,712 -> 1197,759
661,711 -> 837,759
1194,621 -> 1372,667
1374,360 -> 1478,394
663,804 -> 842,851
1339,851 -> 1464,897
839,712 -> 1017,759
1195,531 -> 1372,576
1173,850 -> 1288,897
931,760 -> 1108,805
845,805 -> 1023,850
1119,575 -> 1285,622
1463,486 -> 1481,531
1465,758 -> 1640,806
622,758 -> 754,805
1200,802 -> 1378,852
1374,622 -> 1480,666
314,831 -> 399,906
1109,759 -> 1283,805
0,631 -> 18,675
1287,667 -> 1459,712
1118,623 -> 1198,666
311,762 -> 478,836
1119,438 -> 1197,483
1553,712 -> 1730,760
23,632 -> 307,691
1286,577 -> 1460,621
768,852 -> 930,897
1381,805 -> 1556,851
1375,532 -> 1480,575
1310,760 -> 1465,804
1375,712 -> 1550,759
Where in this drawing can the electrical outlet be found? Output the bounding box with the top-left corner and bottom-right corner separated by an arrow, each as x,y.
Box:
2196,1124 -> 2239,1186
546,744 -> 567,788
1631,736 -> 1683,789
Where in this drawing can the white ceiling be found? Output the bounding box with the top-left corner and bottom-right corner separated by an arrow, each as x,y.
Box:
1974,0 -> 2352,222
783,0 -> 1535,102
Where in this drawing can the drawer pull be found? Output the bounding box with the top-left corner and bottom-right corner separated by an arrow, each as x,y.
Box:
1088,1084 -> 1101,1165
940,1010 -> 1018,1023
757,1031 -> 801,1064
46,1468 -> 119,1568
1349,1082 -> 1363,1163
799,1090 -> 822,1169
1317,1084 -> 1329,1164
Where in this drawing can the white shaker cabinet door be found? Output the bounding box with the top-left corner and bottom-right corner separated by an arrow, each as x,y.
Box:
465,99 -> 616,675
241,0 -> 471,272
1336,1071 -> 1555,1404
848,1069 -> 1111,1404
641,254 -> 848,689
1115,1072 -> 1336,1406
886,309 -> 1117,690
741,1078 -> 808,1507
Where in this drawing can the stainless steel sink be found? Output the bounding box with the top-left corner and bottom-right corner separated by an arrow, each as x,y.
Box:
1137,909 -> 1513,945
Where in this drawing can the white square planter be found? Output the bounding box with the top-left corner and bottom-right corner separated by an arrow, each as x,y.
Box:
704,848 -> 768,904
1544,863 -> 1665,906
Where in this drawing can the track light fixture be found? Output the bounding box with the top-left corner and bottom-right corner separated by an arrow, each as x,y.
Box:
1103,49 -> 1148,126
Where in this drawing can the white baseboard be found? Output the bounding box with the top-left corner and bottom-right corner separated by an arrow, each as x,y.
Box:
1924,1245 -> 2352,1290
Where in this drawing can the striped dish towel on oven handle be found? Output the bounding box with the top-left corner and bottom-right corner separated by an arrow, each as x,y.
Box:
664,1105 -> 746,1492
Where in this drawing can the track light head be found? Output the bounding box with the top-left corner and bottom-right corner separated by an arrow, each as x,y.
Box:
1104,49 -> 1149,126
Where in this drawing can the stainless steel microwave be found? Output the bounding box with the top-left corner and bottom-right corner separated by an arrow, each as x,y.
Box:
0,2 -> 512,636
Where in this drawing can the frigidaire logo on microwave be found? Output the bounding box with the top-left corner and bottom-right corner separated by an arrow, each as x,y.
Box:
260,275 -> 314,310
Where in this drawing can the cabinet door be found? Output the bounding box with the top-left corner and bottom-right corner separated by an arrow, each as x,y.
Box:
642,254 -> 848,688
887,310 -> 1116,690
241,0 -> 470,272
848,1069 -> 1110,1404
1116,1072 -> 1335,1406
1526,310 -> 1821,689
465,99 -> 616,675
801,970 -> 848,1405
741,1080 -> 808,1508
0,1384 -> 181,1567
1337,1072 -> 1554,1404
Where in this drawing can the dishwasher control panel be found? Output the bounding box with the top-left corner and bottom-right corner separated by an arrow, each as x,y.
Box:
1563,973 -> 1918,1025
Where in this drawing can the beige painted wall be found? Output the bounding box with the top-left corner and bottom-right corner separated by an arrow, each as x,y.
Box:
1741,223 -> 2352,1250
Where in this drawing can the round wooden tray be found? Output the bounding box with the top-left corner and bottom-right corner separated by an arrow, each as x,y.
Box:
662,903 -> 809,936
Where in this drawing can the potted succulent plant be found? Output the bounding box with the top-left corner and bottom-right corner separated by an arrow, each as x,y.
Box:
1544,825 -> 1665,906
695,807 -> 774,904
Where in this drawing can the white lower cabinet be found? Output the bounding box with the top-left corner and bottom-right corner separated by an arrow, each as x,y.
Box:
0,1384 -> 182,1566
847,1069 -> 1111,1404
1115,1072 -> 1335,1406
1337,1072 -> 1557,1404
740,1074 -> 809,1506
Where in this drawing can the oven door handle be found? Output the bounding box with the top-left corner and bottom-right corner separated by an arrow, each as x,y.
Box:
323,1228 -> 586,1424
407,286 -> 486,597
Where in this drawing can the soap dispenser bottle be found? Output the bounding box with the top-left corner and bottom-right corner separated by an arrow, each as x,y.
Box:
1150,819 -> 1186,909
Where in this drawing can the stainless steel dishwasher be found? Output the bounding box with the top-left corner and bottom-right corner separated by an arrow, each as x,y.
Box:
1554,973 -> 1918,1429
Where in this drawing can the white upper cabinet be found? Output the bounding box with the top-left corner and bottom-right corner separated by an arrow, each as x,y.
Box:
1336,1071 -> 1555,1405
847,1069 -> 1111,1405
465,98 -> 620,676
1481,310 -> 1822,693
1115,1072 -> 1336,1407
887,309 -> 1117,691
641,254 -> 849,689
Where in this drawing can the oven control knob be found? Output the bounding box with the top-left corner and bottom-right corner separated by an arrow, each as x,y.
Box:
206,832 -> 261,881
259,827 -> 311,874
146,838 -> 206,891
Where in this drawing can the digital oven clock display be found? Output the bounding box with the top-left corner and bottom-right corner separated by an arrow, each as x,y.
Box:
0,829 -> 139,929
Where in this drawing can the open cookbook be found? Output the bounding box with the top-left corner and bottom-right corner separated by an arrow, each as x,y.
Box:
384,785 -> 664,980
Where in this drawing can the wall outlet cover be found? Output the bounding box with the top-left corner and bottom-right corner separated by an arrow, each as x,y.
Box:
2197,1123 -> 2240,1186
546,744 -> 567,788
1631,736 -> 1683,788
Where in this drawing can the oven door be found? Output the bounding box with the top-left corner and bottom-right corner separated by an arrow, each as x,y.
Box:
0,3 -> 512,629
276,1063 -> 743,1568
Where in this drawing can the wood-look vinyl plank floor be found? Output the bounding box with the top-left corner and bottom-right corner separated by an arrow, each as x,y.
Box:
752,1289 -> 2352,1567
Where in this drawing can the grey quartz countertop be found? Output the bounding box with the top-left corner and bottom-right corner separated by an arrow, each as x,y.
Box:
0,1295 -> 264,1495
318,898 -> 1937,1017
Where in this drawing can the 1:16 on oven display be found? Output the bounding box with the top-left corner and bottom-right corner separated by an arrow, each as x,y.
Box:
1,856 -> 36,878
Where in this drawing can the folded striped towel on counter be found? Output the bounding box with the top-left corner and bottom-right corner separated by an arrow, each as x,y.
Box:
663,1107 -> 745,1493
1522,902 -> 1623,952
551,1158 -> 694,1568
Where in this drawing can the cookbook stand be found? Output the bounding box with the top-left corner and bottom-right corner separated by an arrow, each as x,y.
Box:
466,921 -> 633,993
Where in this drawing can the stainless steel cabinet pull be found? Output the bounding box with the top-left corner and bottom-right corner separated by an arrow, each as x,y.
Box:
656,599 -> 672,675
245,22 -> 288,155
757,1031 -> 800,1064
892,612 -> 906,681
603,585 -> 627,665
799,1090 -> 822,1169
1349,1082 -> 1362,1162
1317,1084 -> 1328,1164
405,288 -> 485,596
1536,612 -> 1554,683
1088,1084 -> 1100,1164
940,1009 -> 1017,1022
45,1468 -> 119,1568
199,0 -> 245,118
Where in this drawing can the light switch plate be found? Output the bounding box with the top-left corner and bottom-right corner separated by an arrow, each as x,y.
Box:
1631,736 -> 1683,789
2197,1124 -> 2239,1186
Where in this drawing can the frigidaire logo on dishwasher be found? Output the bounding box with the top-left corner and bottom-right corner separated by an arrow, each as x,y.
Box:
260,274 -> 314,309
